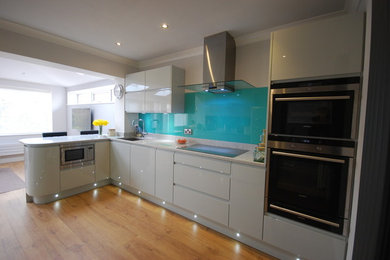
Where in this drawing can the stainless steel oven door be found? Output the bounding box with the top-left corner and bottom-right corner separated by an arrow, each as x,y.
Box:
266,142 -> 354,235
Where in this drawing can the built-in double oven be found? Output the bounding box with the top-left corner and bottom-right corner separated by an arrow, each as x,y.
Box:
266,77 -> 360,235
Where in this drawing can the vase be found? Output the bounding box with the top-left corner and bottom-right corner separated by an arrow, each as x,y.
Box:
99,125 -> 103,135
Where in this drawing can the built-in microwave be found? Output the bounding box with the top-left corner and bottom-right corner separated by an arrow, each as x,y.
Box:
60,143 -> 95,170
268,77 -> 360,144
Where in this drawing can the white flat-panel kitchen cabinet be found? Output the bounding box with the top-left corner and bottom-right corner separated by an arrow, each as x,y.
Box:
125,71 -> 146,92
60,165 -> 95,191
173,152 -> 231,226
125,71 -> 146,113
174,185 -> 229,226
144,88 -> 172,113
263,214 -> 346,260
110,141 -> 130,185
125,65 -> 185,113
270,13 -> 365,81
95,141 -> 110,182
174,163 -> 230,200
24,145 -> 60,197
174,152 -> 231,174
125,91 -> 145,113
229,163 -> 265,240
155,149 -> 174,203
130,145 -> 156,195
145,66 -> 172,90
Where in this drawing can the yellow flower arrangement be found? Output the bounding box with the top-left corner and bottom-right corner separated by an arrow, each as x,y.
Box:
93,119 -> 109,135
92,119 -> 109,126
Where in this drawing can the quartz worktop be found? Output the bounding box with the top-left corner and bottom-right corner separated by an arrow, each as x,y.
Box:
19,135 -> 110,146
20,135 -> 265,167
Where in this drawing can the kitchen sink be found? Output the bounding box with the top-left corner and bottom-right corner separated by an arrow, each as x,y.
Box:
118,137 -> 143,141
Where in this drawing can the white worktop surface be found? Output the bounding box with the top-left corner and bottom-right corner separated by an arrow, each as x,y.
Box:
20,135 -> 265,167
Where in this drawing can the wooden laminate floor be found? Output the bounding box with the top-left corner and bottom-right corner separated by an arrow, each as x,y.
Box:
0,162 -> 277,260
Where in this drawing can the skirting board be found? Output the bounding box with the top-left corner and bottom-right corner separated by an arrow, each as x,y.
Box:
0,154 -> 24,164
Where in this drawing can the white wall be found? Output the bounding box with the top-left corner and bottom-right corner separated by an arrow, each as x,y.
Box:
67,103 -> 115,135
236,40 -> 270,87
138,40 -> 271,88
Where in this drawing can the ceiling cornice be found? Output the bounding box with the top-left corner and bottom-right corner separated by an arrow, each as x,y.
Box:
138,46 -> 203,69
0,18 -> 138,68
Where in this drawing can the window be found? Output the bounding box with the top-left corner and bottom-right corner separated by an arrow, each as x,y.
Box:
0,88 -> 52,135
67,85 -> 114,105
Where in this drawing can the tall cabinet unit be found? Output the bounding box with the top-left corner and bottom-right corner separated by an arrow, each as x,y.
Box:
264,13 -> 365,260
270,13 -> 364,81
125,65 -> 185,113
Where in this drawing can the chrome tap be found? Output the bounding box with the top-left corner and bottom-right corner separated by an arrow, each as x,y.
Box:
131,118 -> 147,137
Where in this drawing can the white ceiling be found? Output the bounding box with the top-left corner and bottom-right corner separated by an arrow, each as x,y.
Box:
0,0 -> 348,61
0,55 -> 106,87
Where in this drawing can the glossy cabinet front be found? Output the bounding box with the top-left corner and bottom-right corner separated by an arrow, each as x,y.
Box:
60,165 -> 95,190
25,145 -> 60,197
173,152 -> 231,226
270,13 -> 364,81
110,141 -> 130,185
125,65 -> 184,113
95,141 -> 110,181
130,145 -> 156,195
229,163 -> 265,240
155,149 -> 174,203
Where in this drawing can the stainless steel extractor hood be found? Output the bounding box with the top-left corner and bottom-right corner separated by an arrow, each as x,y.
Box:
181,31 -> 255,93
203,31 -> 236,93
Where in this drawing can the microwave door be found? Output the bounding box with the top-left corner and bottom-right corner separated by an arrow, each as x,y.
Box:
270,93 -> 354,139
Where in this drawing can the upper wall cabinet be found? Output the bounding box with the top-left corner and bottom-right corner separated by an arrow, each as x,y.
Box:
270,13 -> 365,82
125,65 -> 185,113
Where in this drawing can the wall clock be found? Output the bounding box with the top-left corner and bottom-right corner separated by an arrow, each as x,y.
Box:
113,84 -> 124,99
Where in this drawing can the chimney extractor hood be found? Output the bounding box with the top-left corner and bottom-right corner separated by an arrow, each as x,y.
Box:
181,31 -> 255,93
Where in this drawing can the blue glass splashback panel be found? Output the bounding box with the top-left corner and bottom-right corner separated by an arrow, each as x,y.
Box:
139,87 -> 268,144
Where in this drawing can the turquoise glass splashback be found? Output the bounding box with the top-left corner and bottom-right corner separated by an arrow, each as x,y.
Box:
139,87 -> 268,144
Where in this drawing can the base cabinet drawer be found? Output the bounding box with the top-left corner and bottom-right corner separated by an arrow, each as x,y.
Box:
174,164 -> 230,200
173,185 -> 229,226
263,214 -> 346,260
60,165 -> 95,191
174,152 -> 230,174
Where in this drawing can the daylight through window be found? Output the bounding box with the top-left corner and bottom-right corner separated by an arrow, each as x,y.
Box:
0,88 -> 52,135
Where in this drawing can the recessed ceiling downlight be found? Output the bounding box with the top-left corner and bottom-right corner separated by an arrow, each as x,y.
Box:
116,42 -> 121,46
161,23 -> 168,29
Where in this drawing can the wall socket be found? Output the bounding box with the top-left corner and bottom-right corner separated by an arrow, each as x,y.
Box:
184,128 -> 192,135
